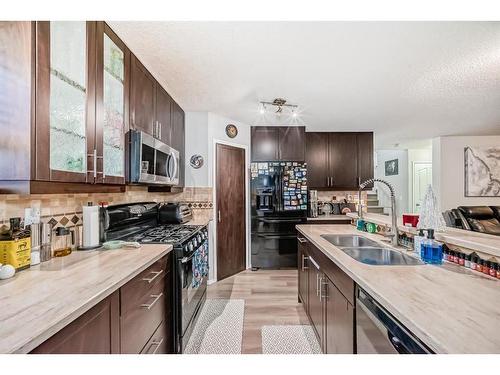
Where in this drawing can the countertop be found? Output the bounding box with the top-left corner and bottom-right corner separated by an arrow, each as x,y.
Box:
307,214 -> 351,221
296,224 -> 500,354
346,212 -> 500,258
0,244 -> 172,354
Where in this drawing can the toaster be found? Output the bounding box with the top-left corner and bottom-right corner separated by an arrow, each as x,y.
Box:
159,203 -> 193,224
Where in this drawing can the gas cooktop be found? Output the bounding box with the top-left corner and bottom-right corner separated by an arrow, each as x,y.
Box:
126,224 -> 201,244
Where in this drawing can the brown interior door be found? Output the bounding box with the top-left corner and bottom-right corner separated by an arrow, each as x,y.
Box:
216,143 -> 246,281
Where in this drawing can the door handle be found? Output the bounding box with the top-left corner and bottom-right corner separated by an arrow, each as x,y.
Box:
301,255 -> 309,271
320,277 -> 328,301
140,293 -> 163,310
218,210 -> 221,222
297,237 -> 307,243
316,273 -> 320,296
142,269 -> 163,284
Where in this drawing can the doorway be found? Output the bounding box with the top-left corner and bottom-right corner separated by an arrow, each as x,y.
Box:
215,143 -> 247,281
412,162 -> 432,213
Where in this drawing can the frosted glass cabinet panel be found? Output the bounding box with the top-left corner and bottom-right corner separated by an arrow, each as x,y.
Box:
49,21 -> 87,174
103,34 -> 125,177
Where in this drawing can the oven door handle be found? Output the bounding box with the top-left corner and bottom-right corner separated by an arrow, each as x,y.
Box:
181,252 -> 196,264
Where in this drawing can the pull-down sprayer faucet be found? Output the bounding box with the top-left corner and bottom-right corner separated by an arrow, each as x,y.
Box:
358,178 -> 399,246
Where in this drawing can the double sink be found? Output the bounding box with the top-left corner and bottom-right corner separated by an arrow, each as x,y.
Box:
320,234 -> 423,266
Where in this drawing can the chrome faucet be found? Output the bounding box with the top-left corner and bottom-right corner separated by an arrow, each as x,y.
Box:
358,178 -> 399,246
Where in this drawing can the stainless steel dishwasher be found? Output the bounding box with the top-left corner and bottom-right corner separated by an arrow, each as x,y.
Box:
356,287 -> 433,354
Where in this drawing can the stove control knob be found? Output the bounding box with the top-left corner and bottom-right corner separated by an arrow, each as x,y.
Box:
188,242 -> 194,252
197,234 -> 202,242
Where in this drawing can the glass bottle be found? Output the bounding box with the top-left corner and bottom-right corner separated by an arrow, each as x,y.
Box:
52,227 -> 75,257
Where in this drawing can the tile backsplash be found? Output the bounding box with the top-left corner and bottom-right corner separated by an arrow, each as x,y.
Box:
0,186 -> 213,225
316,190 -> 366,203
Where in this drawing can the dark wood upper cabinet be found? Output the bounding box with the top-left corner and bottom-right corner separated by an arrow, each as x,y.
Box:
155,86 -> 173,145
305,132 -> 329,188
328,133 -> 358,189
251,126 -> 279,161
278,126 -> 305,161
130,54 -> 155,136
357,132 -> 374,188
305,132 -> 373,190
171,100 -> 185,187
251,126 -> 305,161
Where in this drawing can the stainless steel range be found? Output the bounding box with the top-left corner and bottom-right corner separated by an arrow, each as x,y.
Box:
100,202 -> 208,354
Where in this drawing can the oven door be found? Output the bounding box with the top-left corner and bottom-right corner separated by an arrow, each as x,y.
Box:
179,240 -> 208,339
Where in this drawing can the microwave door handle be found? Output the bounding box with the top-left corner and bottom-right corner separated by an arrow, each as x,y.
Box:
171,153 -> 178,181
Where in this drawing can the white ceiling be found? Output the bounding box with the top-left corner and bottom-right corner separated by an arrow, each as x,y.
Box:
108,21 -> 500,148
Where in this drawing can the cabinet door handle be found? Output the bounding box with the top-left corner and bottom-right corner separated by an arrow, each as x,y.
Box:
147,338 -> 164,354
218,210 -> 221,223
140,293 -> 163,310
326,176 -> 329,187
301,255 -> 309,271
320,277 -> 328,301
142,269 -> 163,284
297,237 -> 307,243
316,273 -> 320,296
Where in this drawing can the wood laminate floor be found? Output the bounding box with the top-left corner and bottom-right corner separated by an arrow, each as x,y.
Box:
207,269 -> 309,354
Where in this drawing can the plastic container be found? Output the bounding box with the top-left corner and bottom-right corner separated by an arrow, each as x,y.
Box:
356,219 -> 366,231
420,229 -> 443,264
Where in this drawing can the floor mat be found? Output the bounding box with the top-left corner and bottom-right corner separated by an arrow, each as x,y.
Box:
261,325 -> 322,354
184,299 -> 245,354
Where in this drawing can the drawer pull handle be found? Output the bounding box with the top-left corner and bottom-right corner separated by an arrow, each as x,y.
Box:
142,270 -> 163,284
140,293 -> 163,310
148,338 -> 164,354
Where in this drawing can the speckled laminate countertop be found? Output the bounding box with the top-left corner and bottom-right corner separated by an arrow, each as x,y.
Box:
296,224 -> 500,354
0,244 -> 172,354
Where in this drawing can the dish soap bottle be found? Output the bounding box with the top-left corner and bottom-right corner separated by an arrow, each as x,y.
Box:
421,229 -> 443,264
413,229 -> 425,259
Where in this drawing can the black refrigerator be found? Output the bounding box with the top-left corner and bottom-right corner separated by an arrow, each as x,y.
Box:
250,161 -> 307,269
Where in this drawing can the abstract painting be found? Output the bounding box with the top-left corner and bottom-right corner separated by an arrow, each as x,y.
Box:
464,146 -> 500,197
385,159 -> 399,176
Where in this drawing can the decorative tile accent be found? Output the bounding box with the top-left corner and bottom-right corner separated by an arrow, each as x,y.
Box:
71,215 -> 79,224
48,218 -> 58,227
59,216 -> 69,226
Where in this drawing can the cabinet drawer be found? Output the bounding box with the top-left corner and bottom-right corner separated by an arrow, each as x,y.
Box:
140,320 -> 168,354
120,276 -> 165,353
307,242 -> 355,304
121,256 -> 167,314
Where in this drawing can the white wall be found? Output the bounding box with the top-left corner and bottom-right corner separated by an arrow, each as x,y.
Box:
184,112 -> 209,187
433,135 -> 500,211
374,149 -> 409,216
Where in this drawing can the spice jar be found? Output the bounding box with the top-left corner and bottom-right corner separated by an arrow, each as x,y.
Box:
482,260 -> 490,275
458,253 -> 465,266
489,262 -> 497,278
471,256 -> 477,271
476,259 -> 483,273
496,264 -> 500,280
464,254 -> 471,268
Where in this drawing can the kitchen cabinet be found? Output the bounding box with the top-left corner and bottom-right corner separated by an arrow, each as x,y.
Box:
297,237 -> 309,307
130,54 -> 155,136
307,254 -> 324,347
297,236 -> 356,354
305,132 -> 374,190
324,276 -> 354,354
0,21 -> 185,193
32,253 -> 173,354
155,86 -> 173,145
251,126 -> 305,161
31,291 -> 120,354
171,100 -> 185,187
278,126 -> 306,161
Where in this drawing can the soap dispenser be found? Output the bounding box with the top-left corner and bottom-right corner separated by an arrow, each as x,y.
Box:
420,229 -> 443,264
413,229 -> 425,258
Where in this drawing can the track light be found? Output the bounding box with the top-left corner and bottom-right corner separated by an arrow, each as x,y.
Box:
259,104 -> 266,115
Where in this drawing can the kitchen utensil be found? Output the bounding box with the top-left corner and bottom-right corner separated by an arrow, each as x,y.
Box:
102,240 -> 141,250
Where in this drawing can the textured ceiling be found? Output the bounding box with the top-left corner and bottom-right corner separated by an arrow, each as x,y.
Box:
108,21 -> 500,148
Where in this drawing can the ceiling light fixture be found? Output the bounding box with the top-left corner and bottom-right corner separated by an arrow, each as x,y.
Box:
259,98 -> 299,116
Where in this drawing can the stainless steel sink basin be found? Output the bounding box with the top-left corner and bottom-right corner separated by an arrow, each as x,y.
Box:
340,247 -> 424,266
320,234 -> 424,266
321,234 -> 380,248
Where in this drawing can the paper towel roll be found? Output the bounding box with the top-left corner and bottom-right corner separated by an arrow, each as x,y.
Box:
82,204 -> 100,248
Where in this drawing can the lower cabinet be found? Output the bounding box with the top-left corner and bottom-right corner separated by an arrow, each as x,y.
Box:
31,253 -> 173,354
297,236 -> 355,354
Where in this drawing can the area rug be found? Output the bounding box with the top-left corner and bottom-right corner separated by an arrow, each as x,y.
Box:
184,299 -> 245,354
261,325 -> 322,354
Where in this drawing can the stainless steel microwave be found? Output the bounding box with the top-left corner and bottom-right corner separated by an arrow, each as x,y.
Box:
128,130 -> 180,185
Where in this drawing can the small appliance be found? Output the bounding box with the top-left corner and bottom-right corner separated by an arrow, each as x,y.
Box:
127,130 -> 180,185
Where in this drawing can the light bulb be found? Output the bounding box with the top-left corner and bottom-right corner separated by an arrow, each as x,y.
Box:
292,112 -> 298,118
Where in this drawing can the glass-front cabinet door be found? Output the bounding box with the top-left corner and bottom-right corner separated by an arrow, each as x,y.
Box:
35,21 -> 95,183
95,23 -> 129,184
